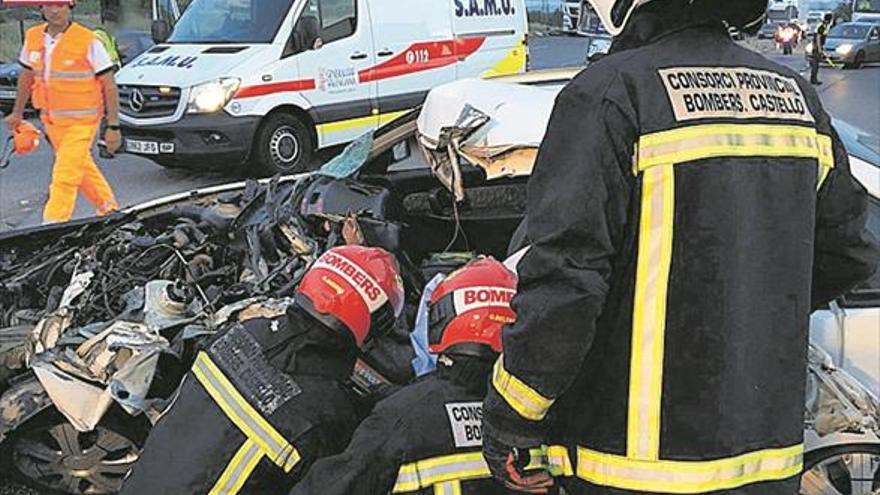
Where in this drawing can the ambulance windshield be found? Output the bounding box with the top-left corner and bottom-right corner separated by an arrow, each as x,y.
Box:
168,0 -> 294,43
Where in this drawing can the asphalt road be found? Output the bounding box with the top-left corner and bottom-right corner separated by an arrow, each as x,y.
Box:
0,35 -> 877,236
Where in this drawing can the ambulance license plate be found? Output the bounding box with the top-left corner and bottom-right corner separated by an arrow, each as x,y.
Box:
0,90 -> 16,99
126,139 -> 159,155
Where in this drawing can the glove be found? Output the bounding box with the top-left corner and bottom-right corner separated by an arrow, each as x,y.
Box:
482,431 -> 554,494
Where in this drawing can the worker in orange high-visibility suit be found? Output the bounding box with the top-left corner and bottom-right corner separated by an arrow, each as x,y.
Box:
4,0 -> 121,224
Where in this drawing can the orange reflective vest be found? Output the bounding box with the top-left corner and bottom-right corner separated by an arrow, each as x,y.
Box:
23,23 -> 103,125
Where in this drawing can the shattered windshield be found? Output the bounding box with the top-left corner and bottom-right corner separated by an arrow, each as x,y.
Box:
168,0 -> 294,43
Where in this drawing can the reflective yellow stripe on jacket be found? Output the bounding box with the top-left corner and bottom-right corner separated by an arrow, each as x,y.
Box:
635,123 -> 834,188
576,444 -> 803,494
392,446 -> 572,493
491,357 -> 555,421
192,352 -> 301,495
589,122 -> 821,492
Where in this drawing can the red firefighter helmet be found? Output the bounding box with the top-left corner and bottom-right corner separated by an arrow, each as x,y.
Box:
428,257 -> 517,357
296,245 -> 404,347
13,122 -> 41,155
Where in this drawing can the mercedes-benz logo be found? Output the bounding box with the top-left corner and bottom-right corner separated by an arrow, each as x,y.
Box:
129,88 -> 145,113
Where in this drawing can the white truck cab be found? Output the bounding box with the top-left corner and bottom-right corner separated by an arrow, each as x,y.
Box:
117,0 -> 528,175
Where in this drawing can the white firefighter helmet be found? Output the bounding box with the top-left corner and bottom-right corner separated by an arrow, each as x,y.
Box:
587,0 -> 769,37
586,0 -> 655,36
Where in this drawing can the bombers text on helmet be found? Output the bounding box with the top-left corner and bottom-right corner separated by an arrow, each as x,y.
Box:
428,257 -> 518,358
296,245 -> 404,347
586,0 -> 768,36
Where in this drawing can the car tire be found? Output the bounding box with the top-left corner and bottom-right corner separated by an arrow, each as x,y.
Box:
845,51 -> 865,69
251,113 -> 314,177
800,443 -> 880,495
0,408 -> 146,495
853,51 -> 866,69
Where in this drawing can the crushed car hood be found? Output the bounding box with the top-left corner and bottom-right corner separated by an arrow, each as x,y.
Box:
417,78 -> 557,185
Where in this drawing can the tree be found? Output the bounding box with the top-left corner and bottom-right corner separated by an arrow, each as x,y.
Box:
833,2 -> 852,22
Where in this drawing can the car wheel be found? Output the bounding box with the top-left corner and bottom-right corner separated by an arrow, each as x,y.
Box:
853,51 -> 865,69
0,409 -> 144,495
251,113 -> 313,177
800,444 -> 880,495
845,52 -> 865,70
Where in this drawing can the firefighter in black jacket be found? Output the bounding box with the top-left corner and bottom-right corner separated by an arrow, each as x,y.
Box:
121,246 -> 404,495
290,257 -> 568,495
481,1 -> 880,494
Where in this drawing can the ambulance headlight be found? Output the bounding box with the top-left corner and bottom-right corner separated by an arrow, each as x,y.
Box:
836,44 -> 854,55
187,78 -> 241,114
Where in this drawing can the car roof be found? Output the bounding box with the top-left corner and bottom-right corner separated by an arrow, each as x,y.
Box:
490,67 -> 582,84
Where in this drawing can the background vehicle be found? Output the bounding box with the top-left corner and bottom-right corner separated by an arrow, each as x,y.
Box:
770,0 -> 801,24
805,10 -> 832,35
853,0 -> 880,23
116,0 -> 529,177
576,1 -> 611,62
807,22 -> 880,68
759,21 -> 784,39
115,29 -> 155,66
562,0 -> 580,33
0,61 -> 24,116
804,119 -> 880,495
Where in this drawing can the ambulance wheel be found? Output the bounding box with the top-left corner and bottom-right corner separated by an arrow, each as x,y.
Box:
800,443 -> 880,494
0,408 -> 145,495
253,113 -> 313,176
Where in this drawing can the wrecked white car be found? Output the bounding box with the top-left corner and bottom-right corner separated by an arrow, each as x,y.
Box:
0,73 -> 878,494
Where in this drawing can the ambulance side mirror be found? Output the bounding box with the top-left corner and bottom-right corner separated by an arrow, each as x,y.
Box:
151,20 -> 171,44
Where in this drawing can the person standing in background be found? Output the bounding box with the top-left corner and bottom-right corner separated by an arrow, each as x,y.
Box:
4,0 -> 121,224
94,0 -> 122,69
810,12 -> 833,85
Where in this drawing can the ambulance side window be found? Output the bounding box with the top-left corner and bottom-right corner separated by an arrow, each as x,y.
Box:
312,0 -> 358,45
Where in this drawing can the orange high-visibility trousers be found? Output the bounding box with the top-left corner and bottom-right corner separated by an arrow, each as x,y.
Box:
41,119 -> 118,223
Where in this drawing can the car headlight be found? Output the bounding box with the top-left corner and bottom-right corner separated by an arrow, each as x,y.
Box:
187,78 -> 241,114
836,44 -> 854,55
806,42 -> 814,52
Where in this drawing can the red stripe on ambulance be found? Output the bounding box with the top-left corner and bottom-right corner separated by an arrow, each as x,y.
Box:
233,37 -> 486,99
358,37 -> 486,83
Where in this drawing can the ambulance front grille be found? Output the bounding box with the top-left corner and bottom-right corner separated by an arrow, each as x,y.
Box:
119,85 -> 181,119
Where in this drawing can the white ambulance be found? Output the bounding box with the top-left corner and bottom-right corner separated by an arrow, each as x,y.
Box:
117,0 -> 528,175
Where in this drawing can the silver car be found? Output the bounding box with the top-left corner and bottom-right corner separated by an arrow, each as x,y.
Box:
808,22 -> 880,69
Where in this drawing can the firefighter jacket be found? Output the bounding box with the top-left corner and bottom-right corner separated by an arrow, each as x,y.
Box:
23,23 -> 104,125
120,307 -> 363,495
290,358 -> 570,495
483,7 -> 880,495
